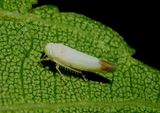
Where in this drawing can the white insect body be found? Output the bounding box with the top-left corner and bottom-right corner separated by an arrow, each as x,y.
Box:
44,43 -> 115,75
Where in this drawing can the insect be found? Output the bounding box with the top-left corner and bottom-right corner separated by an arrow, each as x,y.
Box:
43,43 -> 116,77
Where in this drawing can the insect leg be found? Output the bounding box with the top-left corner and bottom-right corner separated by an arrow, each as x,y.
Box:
42,53 -> 47,58
56,63 -> 87,81
55,64 -> 67,83
56,64 -> 63,77
80,73 -> 87,81
40,57 -> 51,61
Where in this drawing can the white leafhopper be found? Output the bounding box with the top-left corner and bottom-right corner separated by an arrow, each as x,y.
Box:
44,43 -> 116,76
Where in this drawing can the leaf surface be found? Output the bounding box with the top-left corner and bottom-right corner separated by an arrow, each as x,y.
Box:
0,1 -> 160,113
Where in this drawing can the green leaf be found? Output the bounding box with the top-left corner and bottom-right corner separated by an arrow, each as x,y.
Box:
0,0 -> 37,13
0,1 -> 160,113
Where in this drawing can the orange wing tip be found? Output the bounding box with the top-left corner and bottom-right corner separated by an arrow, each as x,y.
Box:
99,60 -> 116,72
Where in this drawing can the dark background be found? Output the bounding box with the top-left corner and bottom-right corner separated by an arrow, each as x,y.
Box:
33,0 -> 160,70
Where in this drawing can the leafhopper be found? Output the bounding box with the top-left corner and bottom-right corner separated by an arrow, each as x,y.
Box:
44,43 -> 116,77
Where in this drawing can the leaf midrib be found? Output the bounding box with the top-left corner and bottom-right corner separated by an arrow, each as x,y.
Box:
0,100 -> 159,112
